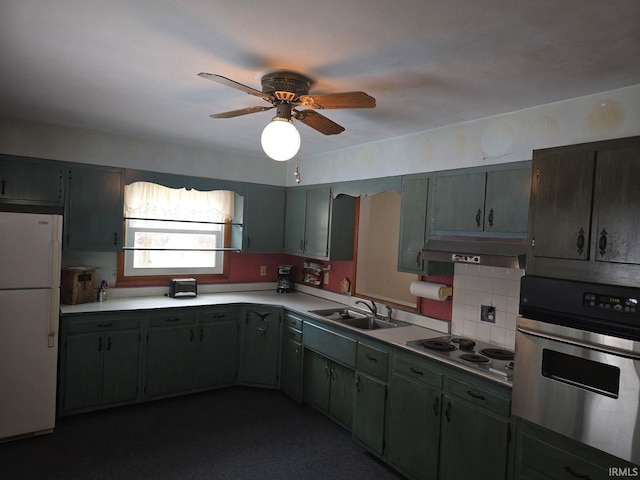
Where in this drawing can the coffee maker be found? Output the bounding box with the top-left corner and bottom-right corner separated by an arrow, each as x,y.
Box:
277,265 -> 294,293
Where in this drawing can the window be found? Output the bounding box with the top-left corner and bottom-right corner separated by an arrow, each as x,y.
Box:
121,182 -> 235,278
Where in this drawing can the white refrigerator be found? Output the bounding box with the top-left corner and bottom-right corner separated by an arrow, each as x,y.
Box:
0,211 -> 62,441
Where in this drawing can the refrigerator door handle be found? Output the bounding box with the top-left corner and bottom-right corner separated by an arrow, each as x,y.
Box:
48,215 -> 63,349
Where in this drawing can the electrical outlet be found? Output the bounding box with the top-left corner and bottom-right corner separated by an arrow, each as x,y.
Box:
259,266 -> 267,276
481,305 -> 496,323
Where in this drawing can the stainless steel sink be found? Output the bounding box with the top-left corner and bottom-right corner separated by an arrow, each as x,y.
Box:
309,308 -> 408,330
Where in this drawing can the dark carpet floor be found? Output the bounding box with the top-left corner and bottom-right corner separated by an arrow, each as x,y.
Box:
0,387 -> 404,480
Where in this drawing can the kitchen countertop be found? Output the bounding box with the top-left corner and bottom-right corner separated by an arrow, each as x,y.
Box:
60,288 -> 511,387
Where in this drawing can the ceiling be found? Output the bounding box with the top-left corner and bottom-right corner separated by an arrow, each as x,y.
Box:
1,0 -> 639,159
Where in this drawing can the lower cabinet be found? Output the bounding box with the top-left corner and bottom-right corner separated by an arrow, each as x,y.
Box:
194,307 -> 240,389
280,313 -> 304,402
240,306 -> 282,387
303,349 -> 354,429
59,313 -> 141,415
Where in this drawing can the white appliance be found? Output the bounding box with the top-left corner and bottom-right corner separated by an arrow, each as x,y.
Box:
0,211 -> 62,441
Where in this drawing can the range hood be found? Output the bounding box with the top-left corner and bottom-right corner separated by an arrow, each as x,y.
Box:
422,237 -> 527,270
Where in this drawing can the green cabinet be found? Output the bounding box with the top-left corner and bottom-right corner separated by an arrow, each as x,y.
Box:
194,307 -> 240,389
353,340 -> 389,456
65,164 -> 123,251
387,352 -> 443,480
528,137 -> 640,286
398,175 -> 429,273
303,349 -> 355,429
242,184 -> 285,253
240,306 -> 281,388
0,154 -> 65,208
284,186 -> 355,260
429,163 -> 531,237
144,310 -> 197,398
515,419 -> 638,480
59,313 -> 141,415
280,313 -> 304,402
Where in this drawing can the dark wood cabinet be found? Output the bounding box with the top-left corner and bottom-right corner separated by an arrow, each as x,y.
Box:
240,307 -> 281,387
0,155 -> 65,208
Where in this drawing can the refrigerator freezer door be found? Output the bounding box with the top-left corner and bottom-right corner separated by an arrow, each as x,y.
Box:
0,212 -> 62,290
0,289 -> 58,439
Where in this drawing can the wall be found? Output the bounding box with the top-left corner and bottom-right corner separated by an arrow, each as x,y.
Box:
286,84 -> 640,186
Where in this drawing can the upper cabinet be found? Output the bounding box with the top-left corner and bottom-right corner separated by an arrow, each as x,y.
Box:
0,155 -> 65,209
398,175 -> 429,273
429,163 -> 531,238
241,184 -> 285,253
284,186 -> 355,261
65,164 -> 124,251
527,136 -> 640,286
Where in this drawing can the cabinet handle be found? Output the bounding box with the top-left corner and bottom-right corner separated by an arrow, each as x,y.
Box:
1,179 -> 5,196
288,330 -> 296,337
475,209 -> 482,228
433,395 -> 440,416
563,466 -> 592,480
98,337 -> 103,352
366,354 -> 378,363
199,328 -> 204,341
299,240 -> 304,252
106,336 -> 111,351
487,208 -> 494,228
576,228 -> 585,255
246,236 -> 251,248
445,401 -> 452,423
416,251 -> 422,269
97,323 -> 113,328
190,328 -> 194,342
295,347 -> 300,360
355,375 -> 362,392
211,313 -> 226,319
303,240 -> 308,252
330,365 -> 336,380
325,363 -> 331,378
466,390 -> 486,401
165,318 -> 180,322
113,232 -> 118,246
598,229 -> 608,256
409,367 -> 424,376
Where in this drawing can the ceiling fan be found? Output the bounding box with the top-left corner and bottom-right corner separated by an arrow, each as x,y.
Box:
198,70 -> 376,161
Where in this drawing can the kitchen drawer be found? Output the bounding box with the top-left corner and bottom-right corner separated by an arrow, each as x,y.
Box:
284,326 -> 302,343
197,306 -> 240,323
147,310 -> 196,328
445,377 -> 510,417
357,342 -> 389,381
303,322 -> 356,368
65,314 -> 141,334
393,353 -> 443,390
285,314 -> 303,331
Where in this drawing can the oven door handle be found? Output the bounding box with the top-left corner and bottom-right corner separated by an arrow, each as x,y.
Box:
517,326 -> 640,360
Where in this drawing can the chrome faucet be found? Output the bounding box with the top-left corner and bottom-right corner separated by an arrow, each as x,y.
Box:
385,305 -> 393,321
355,300 -> 377,317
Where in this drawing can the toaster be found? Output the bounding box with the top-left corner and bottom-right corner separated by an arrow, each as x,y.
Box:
169,278 -> 197,298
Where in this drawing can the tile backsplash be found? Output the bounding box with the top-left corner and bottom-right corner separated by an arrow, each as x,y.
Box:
451,263 -> 523,349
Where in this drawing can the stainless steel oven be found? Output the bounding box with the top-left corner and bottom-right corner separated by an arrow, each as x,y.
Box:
512,275 -> 640,465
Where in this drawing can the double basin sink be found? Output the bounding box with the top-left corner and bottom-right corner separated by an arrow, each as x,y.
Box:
309,307 -> 409,330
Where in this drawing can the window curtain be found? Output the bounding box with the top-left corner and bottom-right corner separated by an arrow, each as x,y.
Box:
124,182 -> 235,222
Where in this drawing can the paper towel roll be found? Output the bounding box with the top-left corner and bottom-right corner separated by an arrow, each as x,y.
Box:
409,281 -> 452,301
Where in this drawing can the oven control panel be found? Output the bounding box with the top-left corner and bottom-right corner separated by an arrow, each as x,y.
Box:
583,293 -> 638,313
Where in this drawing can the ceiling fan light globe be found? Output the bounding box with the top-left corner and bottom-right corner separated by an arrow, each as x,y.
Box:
261,118 -> 300,161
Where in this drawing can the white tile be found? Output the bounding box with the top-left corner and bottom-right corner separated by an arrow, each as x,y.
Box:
451,320 -> 463,335
479,265 -> 493,277
466,275 -> 485,292
492,294 -> 507,312
494,309 -> 506,328
506,268 -> 525,280
477,323 -> 492,342
507,279 -> 521,298
493,278 -> 509,296
452,303 -> 466,321
453,274 -> 466,289
489,266 -> 509,279
464,304 -> 478,321
466,264 -> 481,276
465,289 -> 479,306
477,276 -> 494,294
477,291 -> 492,307
452,287 -> 466,304
463,320 -> 478,338
490,326 -> 507,346
506,296 -> 520,314
505,329 -> 516,349
454,263 -> 467,275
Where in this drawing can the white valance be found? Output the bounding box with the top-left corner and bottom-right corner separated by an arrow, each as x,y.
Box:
124,182 -> 235,222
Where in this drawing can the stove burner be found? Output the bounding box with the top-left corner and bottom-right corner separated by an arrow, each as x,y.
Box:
421,340 -> 456,351
460,353 -> 490,363
480,348 -> 514,361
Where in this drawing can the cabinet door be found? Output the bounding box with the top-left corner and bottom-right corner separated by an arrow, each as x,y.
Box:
439,396 -> 510,480
63,333 -> 104,411
284,188 -> 306,254
240,309 -> 281,387
243,184 -> 285,253
102,330 -> 140,405
484,168 -> 531,235
329,362 -> 355,429
280,336 -> 303,401
0,155 -> 64,206
387,373 -> 441,480
65,165 -> 123,251
353,373 -> 386,455
593,146 -> 640,265
398,176 -> 429,273
431,172 -> 486,234
195,320 -> 238,389
304,186 -> 331,257
145,325 -> 195,397
531,150 -> 596,261
303,349 -> 331,413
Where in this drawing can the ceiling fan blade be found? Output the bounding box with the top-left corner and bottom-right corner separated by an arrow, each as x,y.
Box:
298,91 -> 375,109
294,110 -> 345,135
198,73 -> 274,102
210,106 -> 274,118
